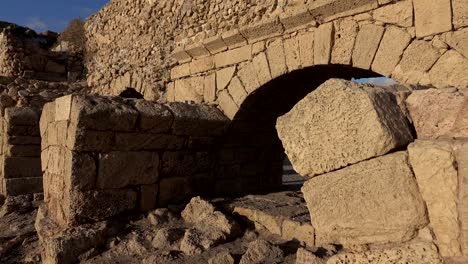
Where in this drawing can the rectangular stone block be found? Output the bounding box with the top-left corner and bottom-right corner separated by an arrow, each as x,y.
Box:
216,66 -> 236,92
204,73 -> 216,103
190,56 -> 215,75
284,37 -> 301,71
217,90 -> 238,119
372,26 -> 412,76
280,8 -> 316,32
64,151 -> 96,191
174,77 -> 204,103
214,45 -> 252,68
237,62 -> 260,94
298,31 -> 315,67
331,19 -> 358,65
3,156 -> 41,178
6,124 -> 40,136
114,133 -> 185,151
54,95 -> 73,121
97,151 -> 159,189
252,52 -> 272,85
5,145 -> 41,157
308,0 -> 378,22
185,43 -> 210,59
453,0 -> 468,29
221,29 -> 248,49
408,140 -> 462,257
314,22 -> 334,65
7,136 -> 41,145
67,129 -> 113,152
68,189 -> 137,224
40,102 -> 55,137
5,107 -> 39,126
352,24 -> 385,70
170,63 -> 191,79
167,102 -> 230,136
171,46 -> 192,63
166,82 -> 175,102
131,100 -> 174,134
302,152 -> 428,246
266,39 -> 288,79
4,177 -> 43,196
227,76 -> 248,106
161,151 -> 213,177
413,0 -> 452,38
202,36 -> 228,54
240,17 -> 284,43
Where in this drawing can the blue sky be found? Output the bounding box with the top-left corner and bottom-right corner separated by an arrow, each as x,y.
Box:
0,0 -> 109,32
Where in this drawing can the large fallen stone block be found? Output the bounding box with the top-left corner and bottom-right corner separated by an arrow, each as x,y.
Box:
406,88 -> 468,139
326,242 -> 443,264
276,78 -> 413,177
408,140 -> 466,257
302,152 -> 428,246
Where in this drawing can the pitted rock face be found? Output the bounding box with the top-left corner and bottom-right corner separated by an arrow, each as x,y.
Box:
276,78 -> 413,177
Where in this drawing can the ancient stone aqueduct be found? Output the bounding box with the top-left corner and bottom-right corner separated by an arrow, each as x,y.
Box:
1,0 -> 468,263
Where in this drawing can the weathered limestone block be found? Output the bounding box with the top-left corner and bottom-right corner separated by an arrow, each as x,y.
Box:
203,36 -> 227,54
327,242 -> 443,264
130,100 -> 173,133
214,45 -> 252,68
413,0 -> 452,38
217,90 -> 238,119
331,19 -> 358,65
161,151 -> 213,177
239,17 -> 284,43
167,103 -> 229,136
239,240 -> 284,264
406,89 -> 468,139
114,133 -> 185,151
298,31 -> 314,67
66,95 -> 138,131
308,0 -> 378,22
352,24 -> 385,69
185,43 -> 210,59
221,29 -> 247,49
68,189 -> 137,224
66,129 -> 113,152
174,77 -> 204,103
216,66 -> 236,92
5,145 -> 40,157
3,177 -> 43,196
252,52 -> 272,85
237,62 -> 260,94
372,26 -> 412,76
158,176 -> 191,206
453,0 -> 468,29
3,156 -> 41,178
444,28 -> 468,60
454,141 -> 468,256
227,76 -> 247,106
5,107 -> 39,126
392,40 -> 441,84
428,50 -> 468,88
314,23 -> 334,65
190,56 -> 215,75
97,151 -> 159,189
302,152 -> 428,246
284,37 -> 301,71
266,39 -> 287,79
170,63 -> 190,79
408,140 -> 462,257
372,0 -> 413,27
204,73 -> 216,103
276,79 -> 413,177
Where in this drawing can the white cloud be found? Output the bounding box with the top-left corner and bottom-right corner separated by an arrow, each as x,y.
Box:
25,17 -> 48,32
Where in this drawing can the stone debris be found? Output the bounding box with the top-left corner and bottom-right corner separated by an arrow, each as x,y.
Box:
239,239 -> 284,264
276,78 -> 413,177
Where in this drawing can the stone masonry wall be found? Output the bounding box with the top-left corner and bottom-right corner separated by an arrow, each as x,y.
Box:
0,107 -> 42,197
40,95 -> 233,228
85,0 -> 333,99
0,22 -> 84,82
167,0 -> 468,121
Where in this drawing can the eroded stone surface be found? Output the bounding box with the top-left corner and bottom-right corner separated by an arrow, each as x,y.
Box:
302,152 -> 428,246
276,79 -> 413,177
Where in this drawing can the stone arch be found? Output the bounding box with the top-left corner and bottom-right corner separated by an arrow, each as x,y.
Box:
167,0 -> 468,119
211,64 -> 380,194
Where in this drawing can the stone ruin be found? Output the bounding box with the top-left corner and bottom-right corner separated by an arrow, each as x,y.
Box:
0,0 -> 468,263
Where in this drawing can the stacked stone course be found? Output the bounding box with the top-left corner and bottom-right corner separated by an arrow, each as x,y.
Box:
40,95 -> 232,228
0,107 -> 42,197
0,22 -> 84,82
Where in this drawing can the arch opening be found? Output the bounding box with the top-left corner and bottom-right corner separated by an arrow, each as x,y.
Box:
214,65 -> 385,194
